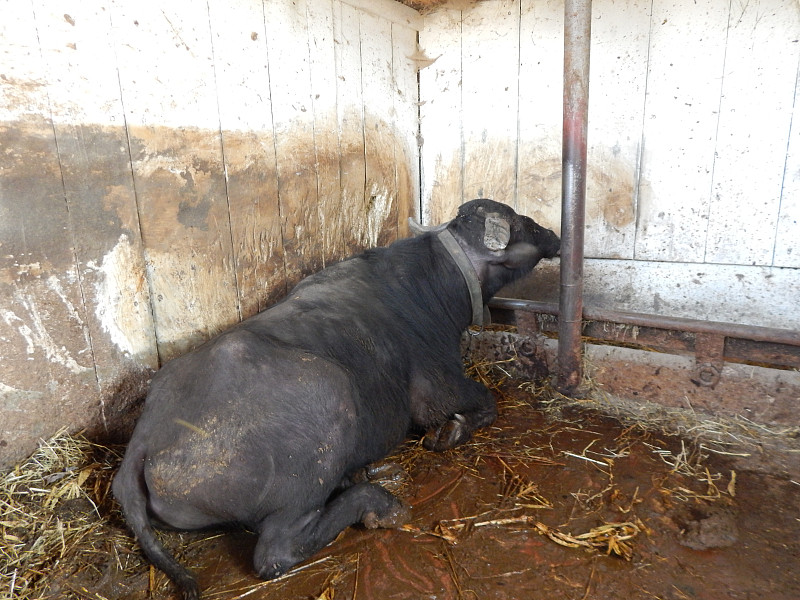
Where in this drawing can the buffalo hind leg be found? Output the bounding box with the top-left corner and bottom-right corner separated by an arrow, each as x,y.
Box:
253,482 -> 410,580
423,378 -> 497,451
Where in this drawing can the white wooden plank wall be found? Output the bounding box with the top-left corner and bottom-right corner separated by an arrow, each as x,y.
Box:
583,0 -> 650,258
332,2 -> 368,259
1,0 -> 798,467
0,1 -> 111,447
308,0 -> 344,263
393,20 -> 422,235
264,0 -> 325,287
419,0 -> 800,330
207,0 -> 285,318
113,0 -> 242,360
361,12 -> 400,246
33,0 -> 159,425
776,71 -> 800,269
637,0 -> 729,262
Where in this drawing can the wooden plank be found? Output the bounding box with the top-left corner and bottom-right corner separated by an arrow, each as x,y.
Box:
207,0 -> 285,318
307,0 -> 344,265
110,0 -> 239,361
582,0 -> 650,259
392,21 -> 422,236
332,1 -> 367,258
32,0 -> 158,419
508,258 -> 800,331
418,7 -> 464,224
0,1 -> 48,120
704,0 -> 800,265
263,0 -> 323,286
635,0 -> 729,262
360,11 -> 399,247
0,2 -> 99,466
579,259 -> 800,331
461,1 -> 520,206
0,0 -> 37,49
516,0 -> 564,232
774,72 -> 800,268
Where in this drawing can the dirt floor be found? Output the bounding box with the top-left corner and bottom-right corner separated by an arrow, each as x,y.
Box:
15,373 -> 800,600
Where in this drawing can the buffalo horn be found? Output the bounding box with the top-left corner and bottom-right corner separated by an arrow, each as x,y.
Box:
408,217 -> 447,236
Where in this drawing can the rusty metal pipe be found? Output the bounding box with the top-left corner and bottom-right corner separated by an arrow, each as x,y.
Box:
557,0 -> 592,394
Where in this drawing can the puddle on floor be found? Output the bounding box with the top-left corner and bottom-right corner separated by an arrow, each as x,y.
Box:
46,380 -> 800,600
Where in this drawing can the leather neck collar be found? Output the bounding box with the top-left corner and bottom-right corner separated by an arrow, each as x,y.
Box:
436,229 -> 487,329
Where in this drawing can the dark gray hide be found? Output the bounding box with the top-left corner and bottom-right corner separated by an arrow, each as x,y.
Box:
112,199 -> 560,599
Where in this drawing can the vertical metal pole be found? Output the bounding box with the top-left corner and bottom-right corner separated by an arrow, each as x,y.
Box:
557,0 -> 592,394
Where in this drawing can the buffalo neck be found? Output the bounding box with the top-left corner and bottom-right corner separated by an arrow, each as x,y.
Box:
378,236 -> 476,336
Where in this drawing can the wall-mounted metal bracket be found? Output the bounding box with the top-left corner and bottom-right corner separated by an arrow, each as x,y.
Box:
693,333 -> 725,387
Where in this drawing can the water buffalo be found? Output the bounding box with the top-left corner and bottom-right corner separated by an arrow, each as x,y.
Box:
113,199 -> 560,599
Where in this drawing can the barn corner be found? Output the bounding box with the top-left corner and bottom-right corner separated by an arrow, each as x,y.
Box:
0,0 -> 422,469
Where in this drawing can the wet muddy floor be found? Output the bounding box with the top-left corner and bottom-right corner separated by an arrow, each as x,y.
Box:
48,379 -> 800,600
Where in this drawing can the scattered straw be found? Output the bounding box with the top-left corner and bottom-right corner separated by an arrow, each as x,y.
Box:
402,515 -> 640,560
533,521 -> 640,560
527,368 -> 800,463
0,429 -> 138,600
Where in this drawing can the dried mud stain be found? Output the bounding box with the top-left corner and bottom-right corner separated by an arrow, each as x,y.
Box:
0,113 -> 417,465
426,135 -> 636,234
0,114 -> 415,338
518,141 -> 636,232
219,130 -> 286,316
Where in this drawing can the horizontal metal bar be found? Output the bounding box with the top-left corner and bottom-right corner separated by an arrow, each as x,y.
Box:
490,297 -> 800,347
489,297 -> 800,373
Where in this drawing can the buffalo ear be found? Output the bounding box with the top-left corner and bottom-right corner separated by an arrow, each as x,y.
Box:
490,242 -> 541,269
483,214 -> 510,250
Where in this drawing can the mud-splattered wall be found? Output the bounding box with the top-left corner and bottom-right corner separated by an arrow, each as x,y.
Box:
418,0 -> 800,329
0,0 -> 422,469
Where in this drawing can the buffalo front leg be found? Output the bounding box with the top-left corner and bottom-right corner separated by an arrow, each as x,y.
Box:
422,378 -> 497,452
253,482 -> 410,580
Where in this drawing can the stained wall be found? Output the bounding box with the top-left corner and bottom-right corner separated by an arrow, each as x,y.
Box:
0,0 -> 422,468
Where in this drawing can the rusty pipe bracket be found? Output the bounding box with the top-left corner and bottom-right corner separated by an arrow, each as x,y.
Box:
693,333 -> 725,387
516,311 -> 541,336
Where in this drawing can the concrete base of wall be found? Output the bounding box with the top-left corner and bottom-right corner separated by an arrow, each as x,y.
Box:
463,328 -> 800,479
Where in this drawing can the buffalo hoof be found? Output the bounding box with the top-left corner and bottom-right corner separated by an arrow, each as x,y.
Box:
362,493 -> 411,529
422,413 -> 470,451
257,561 -> 286,581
